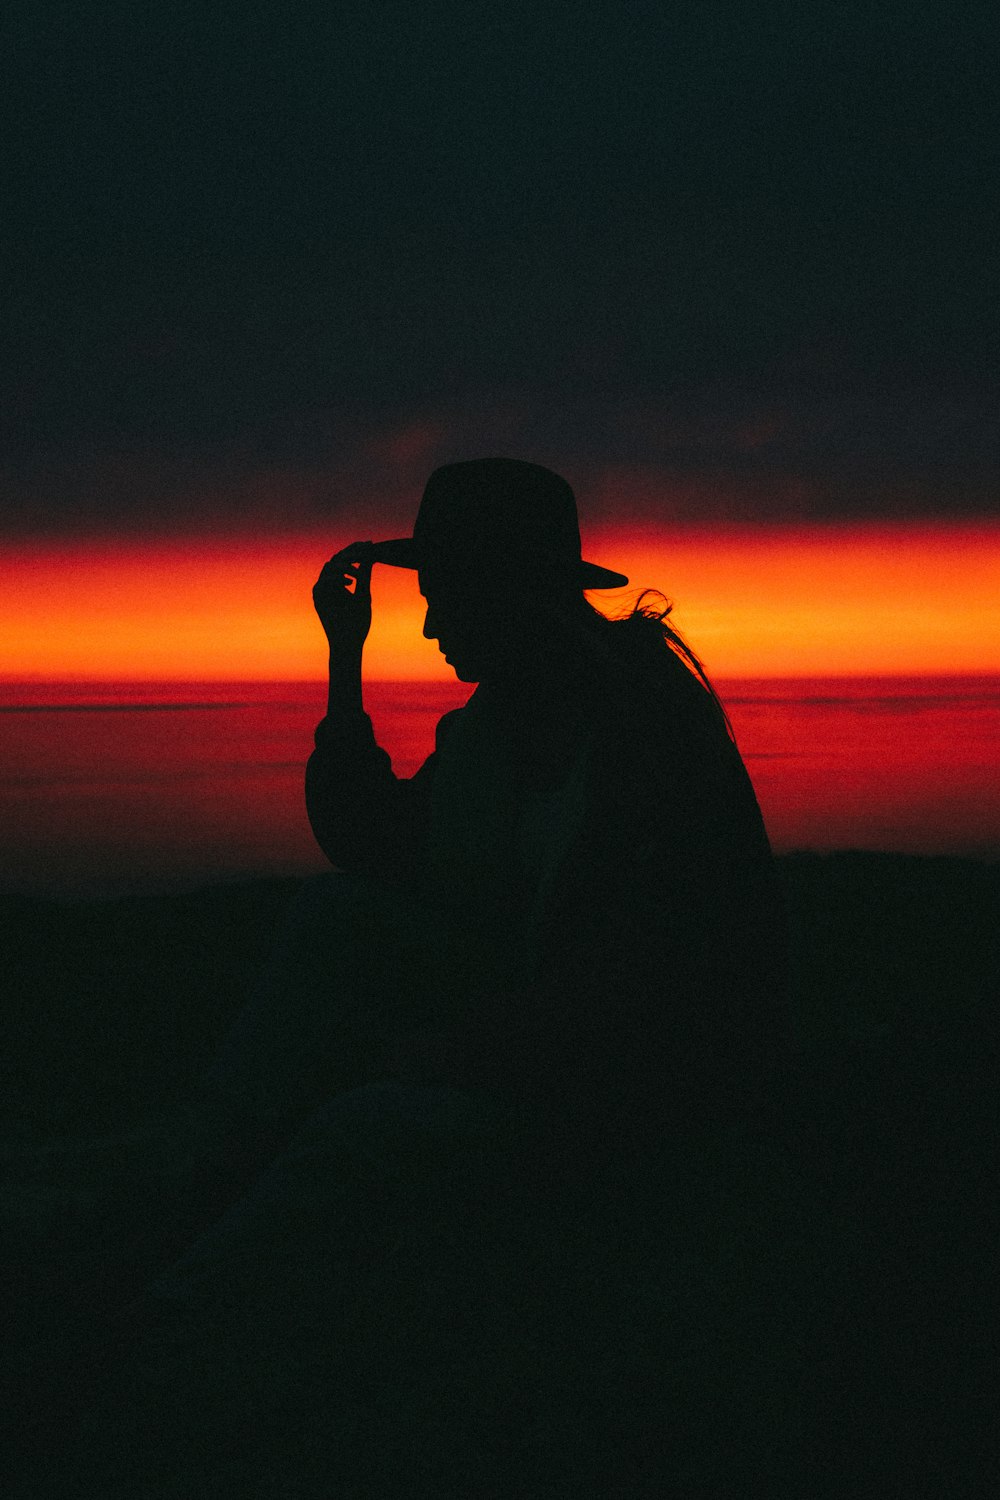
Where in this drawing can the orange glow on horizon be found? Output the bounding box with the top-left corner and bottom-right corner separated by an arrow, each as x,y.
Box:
4,524 -> 999,680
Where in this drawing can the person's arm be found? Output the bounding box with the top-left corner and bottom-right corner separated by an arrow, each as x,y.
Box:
305,542 -> 436,884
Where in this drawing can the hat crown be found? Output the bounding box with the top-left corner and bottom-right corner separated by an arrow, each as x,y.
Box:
414,458 -> 583,575
367,456 -> 629,591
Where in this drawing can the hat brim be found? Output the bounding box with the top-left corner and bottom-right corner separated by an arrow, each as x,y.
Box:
369,538 -> 628,590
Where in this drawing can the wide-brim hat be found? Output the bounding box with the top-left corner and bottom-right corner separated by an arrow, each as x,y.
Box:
369,457 -> 629,591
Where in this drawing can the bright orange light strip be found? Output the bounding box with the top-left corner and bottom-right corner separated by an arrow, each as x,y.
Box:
3,524 -> 998,679
590,522 -> 1000,677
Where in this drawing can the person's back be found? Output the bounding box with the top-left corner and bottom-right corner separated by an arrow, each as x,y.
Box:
496,614 -> 788,1135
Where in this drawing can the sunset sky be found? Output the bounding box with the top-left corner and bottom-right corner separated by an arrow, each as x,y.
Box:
4,523 -> 999,681
5,3 -> 997,683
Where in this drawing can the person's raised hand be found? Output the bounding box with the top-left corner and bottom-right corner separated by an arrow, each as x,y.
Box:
313,543 -> 375,655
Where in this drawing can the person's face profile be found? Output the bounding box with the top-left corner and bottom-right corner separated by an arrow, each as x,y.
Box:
419,568 -> 524,683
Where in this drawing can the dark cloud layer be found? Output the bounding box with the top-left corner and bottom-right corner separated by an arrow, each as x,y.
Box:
3,2 -> 997,534
6,380 -> 994,541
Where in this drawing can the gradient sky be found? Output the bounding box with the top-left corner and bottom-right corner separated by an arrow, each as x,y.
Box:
4,3 -> 997,678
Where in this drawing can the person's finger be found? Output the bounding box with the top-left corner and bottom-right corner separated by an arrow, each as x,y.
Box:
352,551 -> 375,590
315,544 -> 373,594
313,564 -> 348,593
325,540 -> 375,569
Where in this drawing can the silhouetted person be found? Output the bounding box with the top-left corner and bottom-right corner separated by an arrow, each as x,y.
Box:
181,458 -> 788,1204
314,458 -> 787,1124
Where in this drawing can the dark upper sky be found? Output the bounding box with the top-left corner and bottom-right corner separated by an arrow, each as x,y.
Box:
3,0 -> 997,537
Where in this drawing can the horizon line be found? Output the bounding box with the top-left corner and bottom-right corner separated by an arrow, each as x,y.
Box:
4,669 -> 1000,686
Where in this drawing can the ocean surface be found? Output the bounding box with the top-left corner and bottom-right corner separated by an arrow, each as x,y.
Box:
2,676 -> 998,899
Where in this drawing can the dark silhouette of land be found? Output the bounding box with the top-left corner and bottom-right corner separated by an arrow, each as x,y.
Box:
3,851 -> 997,1495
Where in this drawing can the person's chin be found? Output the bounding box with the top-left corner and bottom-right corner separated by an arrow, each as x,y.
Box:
442,650 -> 475,682
445,656 -> 478,682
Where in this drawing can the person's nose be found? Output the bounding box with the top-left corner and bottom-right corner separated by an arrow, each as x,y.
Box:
422,606 -> 439,641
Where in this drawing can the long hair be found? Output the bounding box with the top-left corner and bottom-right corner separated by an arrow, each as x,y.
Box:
581,588 -> 736,742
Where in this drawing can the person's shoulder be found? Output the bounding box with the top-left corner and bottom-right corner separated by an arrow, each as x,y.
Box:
584,648 -> 705,730
586,650 -> 736,784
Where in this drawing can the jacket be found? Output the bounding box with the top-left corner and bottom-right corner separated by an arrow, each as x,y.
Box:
306,650 -> 789,1130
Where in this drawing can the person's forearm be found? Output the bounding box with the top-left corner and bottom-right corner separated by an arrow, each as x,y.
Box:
326,645 -> 364,719
308,643 -> 429,880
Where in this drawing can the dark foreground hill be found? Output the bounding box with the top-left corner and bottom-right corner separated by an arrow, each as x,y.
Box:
2,853 -> 997,1496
